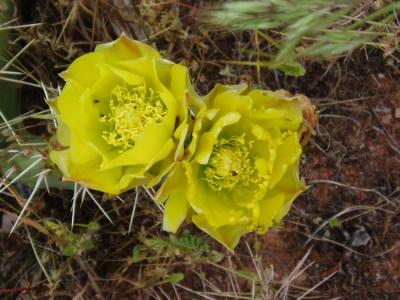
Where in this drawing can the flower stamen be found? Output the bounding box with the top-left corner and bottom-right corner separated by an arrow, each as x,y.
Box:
101,84 -> 167,151
203,135 -> 253,192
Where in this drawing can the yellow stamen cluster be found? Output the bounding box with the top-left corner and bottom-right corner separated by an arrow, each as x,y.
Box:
204,135 -> 253,192
101,84 -> 167,151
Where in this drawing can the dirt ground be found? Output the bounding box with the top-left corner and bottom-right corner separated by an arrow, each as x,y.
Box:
1,1 -> 400,299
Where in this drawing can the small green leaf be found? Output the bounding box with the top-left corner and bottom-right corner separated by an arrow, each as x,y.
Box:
132,245 -> 147,263
87,222 -> 100,232
81,238 -> 95,250
198,271 -> 206,281
276,61 -> 306,77
169,273 -> 184,283
68,233 -> 81,243
237,270 -> 257,281
62,245 -> 77,257
328,217 -> 341,229
210,250 -> 224,263
144,238 -> 168,252
173,234 -> 210,254
313,216 -> 322,224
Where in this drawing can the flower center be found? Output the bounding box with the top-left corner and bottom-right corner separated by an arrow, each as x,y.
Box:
101,84 -> 167,151
203,135 -> 253,192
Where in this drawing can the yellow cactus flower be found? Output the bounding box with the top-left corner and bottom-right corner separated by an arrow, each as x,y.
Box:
49,35 -> 199,195
157,84 -> 317,251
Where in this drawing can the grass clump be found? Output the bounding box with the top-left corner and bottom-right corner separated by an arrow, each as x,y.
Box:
203,0 -> 400,75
